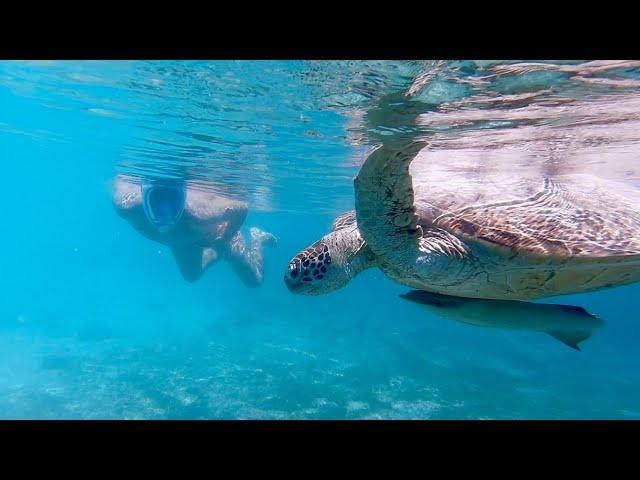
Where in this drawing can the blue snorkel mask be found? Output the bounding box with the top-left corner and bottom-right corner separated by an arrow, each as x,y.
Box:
141,178 -> 187,233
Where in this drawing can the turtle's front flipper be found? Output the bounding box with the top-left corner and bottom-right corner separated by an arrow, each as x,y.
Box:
354,140 -> 428,259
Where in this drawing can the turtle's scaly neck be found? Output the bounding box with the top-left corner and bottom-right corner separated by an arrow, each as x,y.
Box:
342,226 -> 377,279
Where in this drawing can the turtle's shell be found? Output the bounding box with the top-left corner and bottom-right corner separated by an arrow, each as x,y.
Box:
409,121 -> 640,259
354,114 -> 640,300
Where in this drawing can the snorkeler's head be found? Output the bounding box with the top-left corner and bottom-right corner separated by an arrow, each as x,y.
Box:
141,178 -> 187,233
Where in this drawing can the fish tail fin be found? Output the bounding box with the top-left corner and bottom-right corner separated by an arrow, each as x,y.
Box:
547,329 -> 593,351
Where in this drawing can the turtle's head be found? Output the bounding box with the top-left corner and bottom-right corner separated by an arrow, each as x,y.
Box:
284,223 -> 374,296
141,178 -> 186,233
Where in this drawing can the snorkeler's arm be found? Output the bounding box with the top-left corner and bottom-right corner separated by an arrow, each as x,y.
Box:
225,231 -> 263,287
113,175 -> 142,217
185,187 -> 249,243
225,228 -> 275,288
170,245 -> 219,283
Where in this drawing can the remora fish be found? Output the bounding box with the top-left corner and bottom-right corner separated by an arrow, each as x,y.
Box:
400,290 -> 604,351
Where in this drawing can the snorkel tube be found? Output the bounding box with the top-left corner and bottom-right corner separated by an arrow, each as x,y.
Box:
141,177 -> 187,233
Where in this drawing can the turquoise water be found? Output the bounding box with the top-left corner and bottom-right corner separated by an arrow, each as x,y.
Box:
1,60 -> 640,419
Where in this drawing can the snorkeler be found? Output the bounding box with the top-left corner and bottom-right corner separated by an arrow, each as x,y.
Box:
113,174 -> 276,286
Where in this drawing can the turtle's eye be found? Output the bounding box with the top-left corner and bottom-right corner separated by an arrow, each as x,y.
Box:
289,261 -> 301,279
285,258 -> 307,292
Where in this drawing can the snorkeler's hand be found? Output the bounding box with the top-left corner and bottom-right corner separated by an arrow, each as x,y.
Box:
250,227 -> 277,248
202,248 -> 219,269
215,221 -> 230,241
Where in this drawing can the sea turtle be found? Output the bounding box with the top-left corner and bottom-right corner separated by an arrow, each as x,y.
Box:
284,122 -> 640,301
